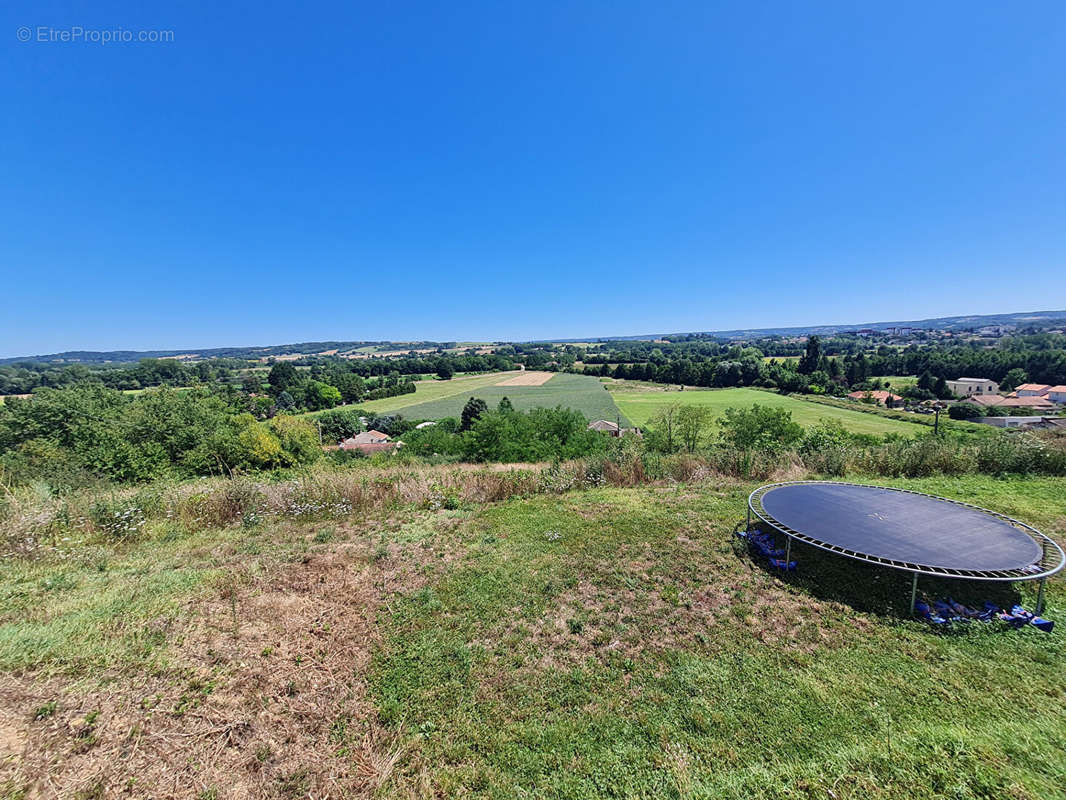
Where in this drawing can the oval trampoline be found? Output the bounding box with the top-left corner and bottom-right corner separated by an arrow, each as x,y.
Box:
746,481 -> 1065,614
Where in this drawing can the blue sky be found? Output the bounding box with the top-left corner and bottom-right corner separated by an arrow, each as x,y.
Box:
2,2 -> 1065,356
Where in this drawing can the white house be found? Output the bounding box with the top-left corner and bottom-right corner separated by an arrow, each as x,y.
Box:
945,377 -> 998,397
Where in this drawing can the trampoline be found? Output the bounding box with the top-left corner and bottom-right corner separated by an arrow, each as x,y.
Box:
746,481 -> 1064,614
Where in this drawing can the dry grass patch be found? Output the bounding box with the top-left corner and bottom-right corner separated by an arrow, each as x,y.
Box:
0,511 -> 469,799
493,371 -> 555,386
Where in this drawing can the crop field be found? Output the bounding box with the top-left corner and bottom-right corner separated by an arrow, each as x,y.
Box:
382,372 -> 632,424
323,371 -> 522,414
1,470 -> 1062,798
612,386 -> 928,436
494,370 -> 555,386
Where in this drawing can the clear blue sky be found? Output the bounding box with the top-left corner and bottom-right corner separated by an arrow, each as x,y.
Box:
3,2 -> 1065,357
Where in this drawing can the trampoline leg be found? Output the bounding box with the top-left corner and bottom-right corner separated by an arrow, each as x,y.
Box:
1036,578 -> 1047,616
784,536 -> 791,564
746,505 -> 751,532
909,574 -> 918,616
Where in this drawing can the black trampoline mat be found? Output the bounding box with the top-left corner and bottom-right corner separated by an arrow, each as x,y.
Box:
759,483 -> 1043,572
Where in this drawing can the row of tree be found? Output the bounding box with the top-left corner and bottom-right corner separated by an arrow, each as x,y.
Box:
0,385 -> 321,487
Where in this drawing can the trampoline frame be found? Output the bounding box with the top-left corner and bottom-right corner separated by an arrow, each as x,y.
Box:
747,481 -> 1065,615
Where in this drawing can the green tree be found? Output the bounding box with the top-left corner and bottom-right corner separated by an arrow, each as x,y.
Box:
305,380 -> 342,411
267,362 -> 299,393
719,404 -> 803,451
437,364 -> 454,380
314,409 -> 365,442
797,336 -> 821,375
647,402 -> 681,452
461,397 -> 488,431
676,405 -> 712,452
497,396 -> 514,413
268,415 -> 322,465
933,376 -> 952,399
1000,368 -> 1028,392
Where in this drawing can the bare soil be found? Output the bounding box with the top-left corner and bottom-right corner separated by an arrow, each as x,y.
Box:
0,526 -> 450,799
494,371 -> 555,387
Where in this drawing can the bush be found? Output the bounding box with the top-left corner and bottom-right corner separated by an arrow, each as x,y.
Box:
268,416 -> 321,466
718,405 -> 803,451
948,403 -> 981,420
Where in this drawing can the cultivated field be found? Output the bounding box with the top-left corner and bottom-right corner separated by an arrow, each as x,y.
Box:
328,371 -> 522,414
611,386 -> 929,436
1,470 -> 1062,798
494,370 -> 555,386
383,373 -> 632,424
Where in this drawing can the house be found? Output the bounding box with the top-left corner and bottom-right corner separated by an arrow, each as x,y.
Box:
587,419 -> 641,438
346,430 -> 390,445
945,377 -> 998,397
336,429 -> 400,454
1015,383 -> 1050,397
975,416 -> 1066,430
846,390 -> 903,408
961,395 -> 1056,411
1047,385 -> 1066,404
588,419 -> 620,435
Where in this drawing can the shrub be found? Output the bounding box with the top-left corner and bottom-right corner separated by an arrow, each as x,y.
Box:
948,403 -> 981,420
718,405 -> 803,451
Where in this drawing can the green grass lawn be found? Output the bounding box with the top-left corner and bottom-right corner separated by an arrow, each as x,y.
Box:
380,372 -> 632,424
372,477 -> 1066,798
873,374 -> 919,389
2,471 -> 1063,797
612,386 -> 928,436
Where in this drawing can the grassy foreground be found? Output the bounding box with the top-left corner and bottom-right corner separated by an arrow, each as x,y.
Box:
612,386 -> 928,437
0,471 -> 1063,798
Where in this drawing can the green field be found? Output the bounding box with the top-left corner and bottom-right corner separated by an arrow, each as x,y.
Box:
762,354 -> 801,363
312,370 -> 522,415
382,372 -> 632,424
4,469 -> 1062,797
873,374 -> 919,389
612,386 -> 928,436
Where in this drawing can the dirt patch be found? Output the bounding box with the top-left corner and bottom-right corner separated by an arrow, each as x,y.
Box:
494,371 -> 555,387
0,529 -> 446,799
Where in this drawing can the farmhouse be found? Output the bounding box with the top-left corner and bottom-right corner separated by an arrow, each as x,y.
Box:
587,419 -> 620,434
846,390 -> 903,408
345,430 -> 390,445
1047,385 -> 1066,404
587,419 -> 642,437
945,377 -> 998,397
336,429 -> 401,454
